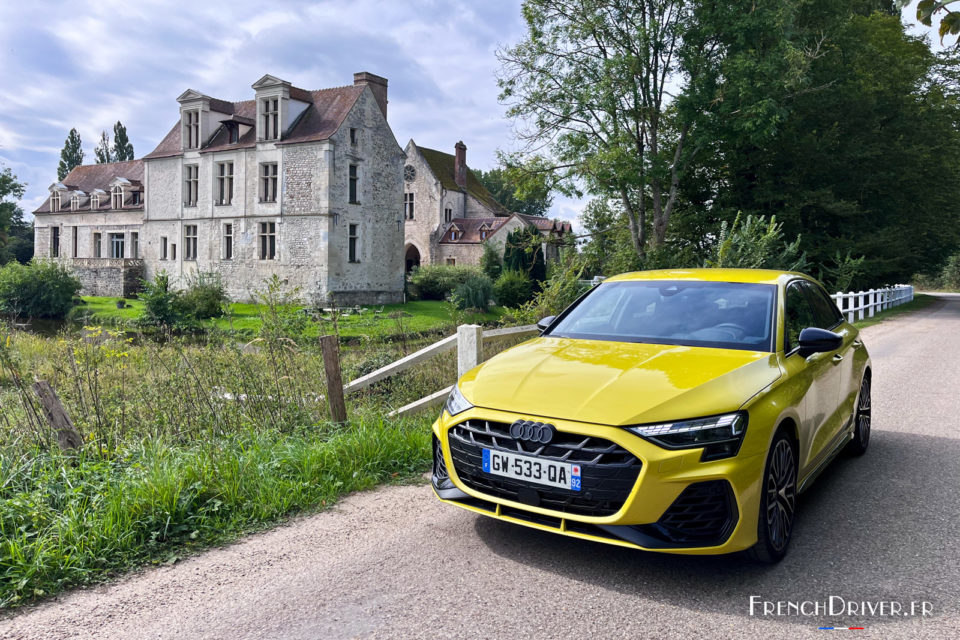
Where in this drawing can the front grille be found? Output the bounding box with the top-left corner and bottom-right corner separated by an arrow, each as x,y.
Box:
638,480 -> 737,545
447,419 -> 642,517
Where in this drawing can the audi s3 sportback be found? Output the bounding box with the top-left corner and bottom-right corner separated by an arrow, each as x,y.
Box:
431,269 -> 871,562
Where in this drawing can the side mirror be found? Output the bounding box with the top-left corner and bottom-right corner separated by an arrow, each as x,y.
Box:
537,316 -> 556,333
798,327 -> 843,358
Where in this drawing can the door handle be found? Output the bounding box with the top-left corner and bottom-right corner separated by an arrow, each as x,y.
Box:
832,354 -> 844,362
852,340 -> 863,349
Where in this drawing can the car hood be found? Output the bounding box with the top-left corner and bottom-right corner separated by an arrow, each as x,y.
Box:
459,337 -> 781,426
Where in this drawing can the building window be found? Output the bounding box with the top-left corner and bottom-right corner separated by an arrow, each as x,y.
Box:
72,226 -> 78,258
90,194 -> 100,209
50,192 -> 60,212
217,162 -> 234,205
184,165 -> 199,207
226,122 -> 239,144
223,224 -> 233,260
350,128 -> 358,145
51,227 -> 60,257
348,223 -> 359,263
131,232 -> 139,259
161,236 -> 168,260
450,230 -> 460,241
70,195 -> 80,211
262,98 -> 279,140
349,164 -> 359,204
444,207 -> 452,223
131,191 -> 141,206
184,110 -> 200,149
93,232 -> 102,258
260,163 -> 278,202
109,233 -> 125,259
480,230 -> 488,240
171,243 -> 177,260
259,222 -> 276,260
112,185 -> 124,209
446,258 -> 456,266
184,225 -> 198,261
404,193 -> 414,220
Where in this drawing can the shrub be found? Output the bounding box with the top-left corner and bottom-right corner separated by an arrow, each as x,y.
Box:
513,255 -> 588,323
818,250 -> 866,293
138,271 -> 188,329
0,259 -> 81,319
911,272 -> 942,291
494,270 -> 534,308
451,273 -> 494,311
480,243 -> 503,280
941,252 -> 960,291
503,226 -> 546,283
706,213 -> 807,272
178,272 -> 228,320
408,265 -> 484,300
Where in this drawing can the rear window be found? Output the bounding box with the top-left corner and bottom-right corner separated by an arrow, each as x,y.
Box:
547,280 -> 776,351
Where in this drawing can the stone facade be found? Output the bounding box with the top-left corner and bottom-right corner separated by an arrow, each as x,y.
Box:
34,72 -> 406,305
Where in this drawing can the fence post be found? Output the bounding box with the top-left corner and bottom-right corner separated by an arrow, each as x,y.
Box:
457,324 -> 483,378
31,381 -> 83,450
856,291 -> 864,321
319,334 -> 348,424
867,290 -> 875,318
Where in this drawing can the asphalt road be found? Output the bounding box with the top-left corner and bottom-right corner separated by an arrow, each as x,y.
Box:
2,294 -> 959,640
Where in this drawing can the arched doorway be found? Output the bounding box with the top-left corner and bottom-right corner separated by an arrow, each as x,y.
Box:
405,244 -> 421,273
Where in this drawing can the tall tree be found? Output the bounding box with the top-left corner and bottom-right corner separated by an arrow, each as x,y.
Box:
475,166 -> 552,216
94,130 -> 113,164
57,128 -> 84,180
112,121 -> 134,161
498,0 -> 806,258
0,164 -> 31,264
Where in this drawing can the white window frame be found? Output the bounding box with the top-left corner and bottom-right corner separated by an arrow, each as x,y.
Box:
184,225 -> 198,261
261,98 -> 279,141
260,163 -> 278,203
184,110 -> 200,149
112,186 -> 124,209
216,161 -> 234,206
259,221 -> 277,260
184,165 -> 199,207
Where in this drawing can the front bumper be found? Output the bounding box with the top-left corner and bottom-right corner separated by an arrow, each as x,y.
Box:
432,407 -> 766,555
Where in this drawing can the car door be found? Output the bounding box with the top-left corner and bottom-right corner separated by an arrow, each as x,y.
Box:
781,280 -> 843,475
802,281 -> 859,431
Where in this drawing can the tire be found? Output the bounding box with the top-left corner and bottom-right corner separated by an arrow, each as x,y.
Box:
749,430 -> 798,564
845,375 -> 871,456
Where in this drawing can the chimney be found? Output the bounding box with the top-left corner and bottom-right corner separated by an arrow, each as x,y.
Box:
353,71 -> 388,119
454,141 -> 467,188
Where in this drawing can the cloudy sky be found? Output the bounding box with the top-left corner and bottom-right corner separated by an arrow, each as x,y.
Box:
0,0 -> 939,226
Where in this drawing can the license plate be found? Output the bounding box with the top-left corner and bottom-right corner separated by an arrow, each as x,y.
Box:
482,448 -> 581,492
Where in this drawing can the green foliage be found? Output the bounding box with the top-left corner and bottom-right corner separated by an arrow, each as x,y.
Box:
475,165 -> 553,216
0,164 -> 31,265
706,213 -> 808,272
138,272 -> 181,328
819,251 -> 867,293
914,0 -> 960,46
480,242 -> 503,280
94,130 -> 113,164
178,272 -> 228,320
0,260 -> 81,319
407,264 -> 484,300
494,270 -> 535,308
941,251 -> 960,290
251,275 -> 310,343
57,128 -> 84,181
512,254 -> 588,324
451,273 -> 494,311
503,226 -> 546,282
112,121 -> 134,162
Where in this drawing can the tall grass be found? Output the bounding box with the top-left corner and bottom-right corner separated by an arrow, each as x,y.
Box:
0,420 -> 430,607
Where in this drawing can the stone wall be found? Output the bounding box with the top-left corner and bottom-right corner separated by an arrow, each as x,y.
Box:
70,259 -> 145,297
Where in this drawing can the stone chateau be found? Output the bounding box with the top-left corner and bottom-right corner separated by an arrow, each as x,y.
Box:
33,72 -> 571,301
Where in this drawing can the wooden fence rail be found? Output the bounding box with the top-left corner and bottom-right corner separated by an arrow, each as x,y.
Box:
830,284 -> 913,323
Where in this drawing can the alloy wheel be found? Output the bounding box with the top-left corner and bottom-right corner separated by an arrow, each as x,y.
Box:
856,377 -> 871,448
765,439 -> 797,552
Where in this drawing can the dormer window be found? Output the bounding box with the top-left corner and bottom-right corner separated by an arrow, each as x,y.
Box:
184,110 -> 200,149
131,191 -> 141,206
225,122 -> 239,144
70,194 -> 80,211
480,228 -> 489,241
90,194 -> 100,209
112,186 -> 124,209
261,98 -> 279,140
50,192 -> 61,212
450,228 -> 460,241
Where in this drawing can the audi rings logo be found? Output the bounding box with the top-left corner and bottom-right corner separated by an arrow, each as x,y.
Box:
509,420 -> 556,444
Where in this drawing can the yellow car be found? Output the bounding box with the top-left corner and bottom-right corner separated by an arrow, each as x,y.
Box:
431,269 -> 871,562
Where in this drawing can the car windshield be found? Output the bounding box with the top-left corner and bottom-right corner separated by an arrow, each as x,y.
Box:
547,280 -> 776,351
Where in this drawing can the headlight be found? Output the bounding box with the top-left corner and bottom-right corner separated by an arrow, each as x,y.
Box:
627,412 -> 747,461
444,385 -> 473,417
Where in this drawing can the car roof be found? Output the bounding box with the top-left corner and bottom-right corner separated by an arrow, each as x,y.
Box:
604,268 -> 808,286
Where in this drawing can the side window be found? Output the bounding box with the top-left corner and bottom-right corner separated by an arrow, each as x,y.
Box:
801,281 -> 842,329
784,282 -> 817,352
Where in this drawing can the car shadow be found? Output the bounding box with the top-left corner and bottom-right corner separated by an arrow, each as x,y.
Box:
473,430 -> 959,628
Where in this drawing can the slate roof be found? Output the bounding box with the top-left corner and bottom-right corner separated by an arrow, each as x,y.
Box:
144,85 -> 365,159
33,160 -> 144,214
438,213 -> 572,244
416,146 -> 510,215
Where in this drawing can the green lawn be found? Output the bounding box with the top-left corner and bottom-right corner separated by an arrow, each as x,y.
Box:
75,297 -> 505,338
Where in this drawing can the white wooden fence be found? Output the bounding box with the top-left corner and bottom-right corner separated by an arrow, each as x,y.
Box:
830,284 -> 913,323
